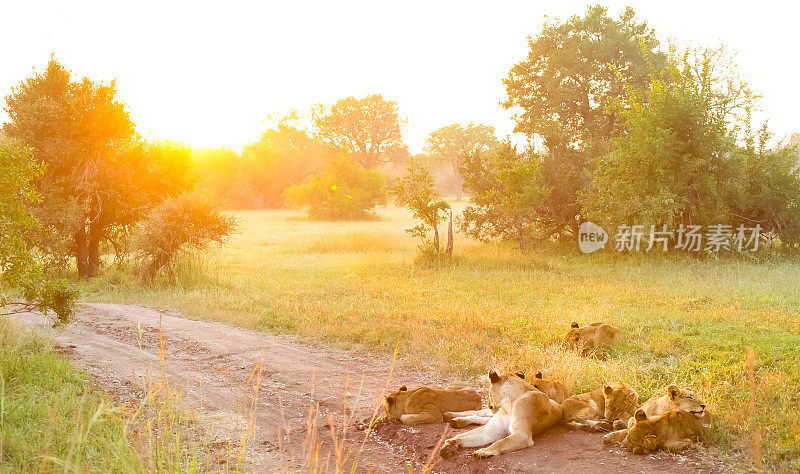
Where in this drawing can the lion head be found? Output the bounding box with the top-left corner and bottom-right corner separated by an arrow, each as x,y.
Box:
602,382 -> 638,422
487,370 -> 531,410
382,385 -> 408,421
666,385 -> 707,418
562,322 -> 583,349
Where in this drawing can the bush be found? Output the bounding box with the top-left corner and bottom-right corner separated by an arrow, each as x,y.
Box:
284,156 -> 387,220
133,194 -> 238,279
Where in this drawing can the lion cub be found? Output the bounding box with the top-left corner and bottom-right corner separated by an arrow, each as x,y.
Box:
561,381 -> 638,431
382,385 -> 481,425
622,409 -> 704,454
439,371 -> 562,458
604,384 -> 711,445
563,322 -> 621,355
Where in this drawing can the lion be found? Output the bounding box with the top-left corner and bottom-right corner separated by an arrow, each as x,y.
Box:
561,381 -> 638,431
381,385 -> 481,425
603,384 -> 711,445
563,321 -> 621,355
620,409 -> 705,454
444,371 -> 568,428
439,371 -> 562,458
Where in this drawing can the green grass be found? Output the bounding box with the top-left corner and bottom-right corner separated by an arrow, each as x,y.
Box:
82,203 -> 800,471
0,318 -> 140,472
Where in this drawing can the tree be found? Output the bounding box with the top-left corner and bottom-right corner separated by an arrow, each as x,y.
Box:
424,123 -> 499,201
3,58 -> 194,277
312,94 -> 408,168
503,6 -> 664,238
459,143 -> 550,251
586,46 -> 800,246
133,194 -> 238,279
284,156 -> 387,220
0,138 -> 77,323
390,160 -> 450,253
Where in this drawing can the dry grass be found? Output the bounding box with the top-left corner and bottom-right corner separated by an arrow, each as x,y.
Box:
83,203 -> 800,471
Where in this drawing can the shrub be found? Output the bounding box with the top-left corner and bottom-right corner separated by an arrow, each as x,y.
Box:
133,194 -> 238,279
284,156 -> 387,220
390,159 -> 450,254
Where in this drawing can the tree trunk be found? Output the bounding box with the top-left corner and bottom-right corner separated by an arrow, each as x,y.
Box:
433,225 -> 440,253
87,219 -> 103,277
75,225 -> 90,279
446,211 -> 453,255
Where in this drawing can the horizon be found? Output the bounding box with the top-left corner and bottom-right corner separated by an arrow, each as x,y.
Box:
2,1 -> 799,154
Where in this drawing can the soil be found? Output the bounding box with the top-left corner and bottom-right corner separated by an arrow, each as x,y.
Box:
17,303 -> 725,473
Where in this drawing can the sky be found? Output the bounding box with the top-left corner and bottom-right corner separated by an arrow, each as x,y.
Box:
2,1 -> 798,154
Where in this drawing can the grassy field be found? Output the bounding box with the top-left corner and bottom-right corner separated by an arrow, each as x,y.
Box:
82,203 -> 800,471
0,318 -> 140,472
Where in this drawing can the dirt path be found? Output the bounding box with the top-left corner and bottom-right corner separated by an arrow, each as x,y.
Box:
18,303 -> 722,473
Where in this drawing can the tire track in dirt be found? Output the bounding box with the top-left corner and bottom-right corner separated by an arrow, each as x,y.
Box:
18,303 -> 723,473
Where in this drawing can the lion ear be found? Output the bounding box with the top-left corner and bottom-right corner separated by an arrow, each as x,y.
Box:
398,385 -> 407,391
603,385 -> 613,396
515,371 -> 525,379
488,371 -> 500,384
385,395 -> 394,405
571,322 -> 580,328
535,371 -> 543,379
667,385 -> 680,399
634,409 -> 647,422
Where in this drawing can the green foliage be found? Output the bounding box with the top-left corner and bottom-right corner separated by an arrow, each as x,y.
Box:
284,156 -> 387,220
194,119 -> 329,209
0,139 -> 78,323
587,46 -> 800,247
390,160 -> 450,251
133,194 -> 239,279
313,95 -> 409,168
424,123 -> 499,199
504,5 -> 664,237
459,143 -> 550,250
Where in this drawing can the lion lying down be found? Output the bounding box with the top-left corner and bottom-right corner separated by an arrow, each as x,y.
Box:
563,321 -> 621,356
444,371 -> 568,428
382,385 -> 481,425
439,371 -> 562,458
561,381 -> 638,431
617,409 -> 705,454
603,384 -> 711,448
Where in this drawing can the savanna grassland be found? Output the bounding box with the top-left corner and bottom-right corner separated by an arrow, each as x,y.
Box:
82,204 -> 800,470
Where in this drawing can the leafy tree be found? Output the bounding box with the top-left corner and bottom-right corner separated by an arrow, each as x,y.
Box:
390,160 -> 450,252
194,123 -> 328,209
3,58 -> 194,277
313,94 -> 408,168
284,156 -> 387,220
459,142 -> 550,251
0,138 -> 77,323
504,5 -> 664,238
424,123 -> 499,201
586,65 -> 733,227
133,194 -> 238,279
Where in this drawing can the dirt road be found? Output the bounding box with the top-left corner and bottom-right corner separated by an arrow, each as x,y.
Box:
18,303 -> 721,472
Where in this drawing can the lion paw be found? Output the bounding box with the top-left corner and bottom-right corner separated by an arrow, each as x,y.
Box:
439,440 -> 460,459
472,448 -> 497,458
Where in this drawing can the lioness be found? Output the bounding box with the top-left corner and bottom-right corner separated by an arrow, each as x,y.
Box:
621,409 -> 704,454
563,322 -> 621,355
603,384 -> 711,445
439,371 -> 562,458
382,385 -> 481,425
444,372 -> 568,428
561,381 -> 638,431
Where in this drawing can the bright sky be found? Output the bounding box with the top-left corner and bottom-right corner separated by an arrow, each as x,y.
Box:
2,1 -> 798,154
